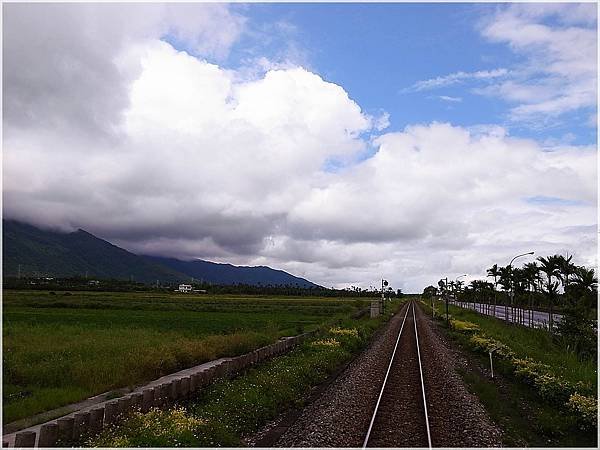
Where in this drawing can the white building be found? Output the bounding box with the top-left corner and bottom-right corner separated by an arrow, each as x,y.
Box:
177,284 -> 193,293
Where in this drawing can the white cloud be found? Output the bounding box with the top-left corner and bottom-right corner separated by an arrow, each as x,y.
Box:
2,3 -> 245,140
438,95 -> 463,103
404,68 -> 508,92
478,3 -> 597,124
372,111 -> 391,131
3,40 -> 372,256
403,4 -> 597,128
3,4 -> 597,292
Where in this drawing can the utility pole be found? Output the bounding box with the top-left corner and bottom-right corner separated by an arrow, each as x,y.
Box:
18,264 -> 21,279
444,277 -> 449,325
380,279 -> 387,314
456,274 -> 467,309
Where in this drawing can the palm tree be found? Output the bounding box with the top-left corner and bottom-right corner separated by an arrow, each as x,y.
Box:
487,264 -> 501,316
512,267 -> 527,324
556,253 -> 576,300
456,280 -> 465,306
537,255 -> 562,331
569,266 -> 598,315
498,265 -> 512,321
523,262 -> 539,326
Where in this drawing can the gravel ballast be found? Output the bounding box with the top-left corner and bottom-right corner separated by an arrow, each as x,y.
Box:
270,301 -> 502,447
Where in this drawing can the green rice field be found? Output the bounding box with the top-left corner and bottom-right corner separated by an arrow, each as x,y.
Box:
3,290 -> 367,424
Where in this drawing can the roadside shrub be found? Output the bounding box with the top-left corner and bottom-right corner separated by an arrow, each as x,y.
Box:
567,393 -> 598,431
450,319 -> 479,333
469,334 -> 515,359
512,357 -> 551,384
534,372 -> 576,405
458,327 -> 596,428
555,307 -> 597,361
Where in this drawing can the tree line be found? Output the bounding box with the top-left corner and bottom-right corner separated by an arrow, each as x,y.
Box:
3,276 -> 394,298
423,253 -> 597,360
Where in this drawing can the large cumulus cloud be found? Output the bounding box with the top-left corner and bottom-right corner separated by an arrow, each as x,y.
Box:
3,3 -> 597,292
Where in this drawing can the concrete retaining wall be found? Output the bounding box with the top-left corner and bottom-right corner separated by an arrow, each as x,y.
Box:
3,331 -> 316,448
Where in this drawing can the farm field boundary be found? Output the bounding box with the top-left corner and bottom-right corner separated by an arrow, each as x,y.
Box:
87,301 -> 402,447
3,290 -> 363,423
3,331 -> 315,447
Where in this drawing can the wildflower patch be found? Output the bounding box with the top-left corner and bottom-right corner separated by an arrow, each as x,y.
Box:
329,327 -> 359,338
450,319 -> 479,333
311,338 -> 341,348
568,393 -> 598,431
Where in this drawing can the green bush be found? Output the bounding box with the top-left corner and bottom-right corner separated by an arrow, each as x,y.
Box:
555,306 -> 597,361
456,327 -> 596,430
567,393 -> 598,431
512,357 -> 551,384
469,334 -> 515,360
450,319 -> 479,333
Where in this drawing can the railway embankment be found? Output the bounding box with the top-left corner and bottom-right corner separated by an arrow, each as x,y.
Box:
273,301 -> 501,447
422,299 -> 597,447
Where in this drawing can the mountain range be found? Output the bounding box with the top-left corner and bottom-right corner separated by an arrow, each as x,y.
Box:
2,220 -> 319,288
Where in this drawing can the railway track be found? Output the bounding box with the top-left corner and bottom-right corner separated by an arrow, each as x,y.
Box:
363,301 -> 432,448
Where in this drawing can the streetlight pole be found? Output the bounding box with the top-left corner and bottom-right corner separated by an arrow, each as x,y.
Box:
443,277 -> 449,325
456,274 -> 467,308
508,251 -> 534,324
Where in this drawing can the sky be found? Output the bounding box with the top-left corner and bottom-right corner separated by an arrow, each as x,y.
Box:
2,2 -> 598,292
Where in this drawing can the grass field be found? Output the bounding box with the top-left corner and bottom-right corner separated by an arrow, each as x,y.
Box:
89,303 -> 401,447
3,290 -> 367,424
423,300 -> 597,446
431,300 -> 597,389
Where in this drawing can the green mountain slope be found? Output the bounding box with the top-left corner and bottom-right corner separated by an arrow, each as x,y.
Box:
2,220 -> 321,287
2,220 -> 187,283
145,256 -> 320,288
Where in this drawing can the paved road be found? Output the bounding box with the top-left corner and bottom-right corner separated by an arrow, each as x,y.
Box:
449,301 -> 561,328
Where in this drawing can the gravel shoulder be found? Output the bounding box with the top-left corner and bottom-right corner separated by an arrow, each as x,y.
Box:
415,304 -> 502,447
268,301 -> 502,448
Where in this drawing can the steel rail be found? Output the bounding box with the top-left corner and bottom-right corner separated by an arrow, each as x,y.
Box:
362,302 -> 411,448
412,302 -> 432,449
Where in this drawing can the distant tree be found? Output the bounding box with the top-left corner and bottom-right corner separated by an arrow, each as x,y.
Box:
487,264 -> 501,314
422,285 -> 437,299
538,255 -> 562,329
569,266 -> 598,314
556,253 -> 576,297
522,262 -> 541,322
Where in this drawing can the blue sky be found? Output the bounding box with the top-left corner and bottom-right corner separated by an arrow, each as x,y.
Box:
193,3 -> 597,147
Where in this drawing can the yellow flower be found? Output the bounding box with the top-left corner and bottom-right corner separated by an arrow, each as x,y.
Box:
311,338 -> 340,347
329,327 -> 359,337
568,393 -> 598,429
450,319 -> 479,332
